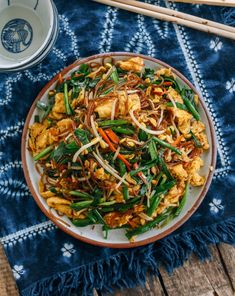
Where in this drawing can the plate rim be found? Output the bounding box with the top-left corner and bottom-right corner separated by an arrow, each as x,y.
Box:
21,52 -> 217,248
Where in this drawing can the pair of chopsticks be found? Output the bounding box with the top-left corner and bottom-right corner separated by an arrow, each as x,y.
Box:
93,0 -> 235,40
170,0 -> 235,6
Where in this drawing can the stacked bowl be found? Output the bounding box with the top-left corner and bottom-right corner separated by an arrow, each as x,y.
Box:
0,0 -> 59,72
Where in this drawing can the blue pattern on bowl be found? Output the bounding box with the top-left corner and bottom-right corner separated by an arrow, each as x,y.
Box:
1,18 -> 33,53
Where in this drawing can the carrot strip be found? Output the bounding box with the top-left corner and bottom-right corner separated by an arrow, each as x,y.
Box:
117,154 -> 131,171
163,81 -> 172,86
98,128 -> 116,151
106,129 -> 120,144
98,128 -> 131,170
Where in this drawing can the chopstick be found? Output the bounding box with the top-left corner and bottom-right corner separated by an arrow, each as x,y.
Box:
93,0 -> 235,40
169,0 -> 235,7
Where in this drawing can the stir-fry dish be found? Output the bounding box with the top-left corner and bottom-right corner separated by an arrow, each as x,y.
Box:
28,57 -> 209,241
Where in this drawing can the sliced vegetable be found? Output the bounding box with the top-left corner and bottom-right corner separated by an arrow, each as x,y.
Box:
153,137 -> 182,155
112,126 -> 135,135
64,83 -> 74,115
126,207 -> 173,239
98,119 -> 128,127
110,66 -> 119,84
70,200 -> 93,211
147,180 -> 176,216
166,102 -> 188,111
190,131 -> 202,148
181,88 -> 200,121
33,146 -> 54,161
105,129 -> 120,144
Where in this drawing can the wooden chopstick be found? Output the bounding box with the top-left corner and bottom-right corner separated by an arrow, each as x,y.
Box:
169,0 -> 235,7
115,0 -> 235,34
93,0 -> 235,40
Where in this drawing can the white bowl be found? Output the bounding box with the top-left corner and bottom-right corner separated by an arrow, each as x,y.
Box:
0,0 -> 54,69
22,53 -> 217,248
0,1 -> 59,72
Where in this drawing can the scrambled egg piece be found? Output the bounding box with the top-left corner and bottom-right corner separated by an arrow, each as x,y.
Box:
156,68 -> 173,77
57,118 -> 74,133
28,122 -> 48,153
119,57 -> 144,72
47,197 -> 71,207
95,92 -> 141,118
187,156 -> 205,186
94,168 -> 110,181
191,121 -> 205,136
167,87 -> 183,104
104,211 -> 133,228
175,109 -> 192,135
163,184 -> 184,205
170,164 -> 188,180
191,121 -> 209,149
119,92 -> 141,113
197,133 -> 209,150
29,122 -> 45,139
52,93 -> 66,114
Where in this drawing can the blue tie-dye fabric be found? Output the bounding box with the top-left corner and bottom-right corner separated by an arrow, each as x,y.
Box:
0,1 -> 235,295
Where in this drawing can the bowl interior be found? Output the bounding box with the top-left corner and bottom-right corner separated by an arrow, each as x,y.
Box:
1,2 -> 59,72
0,0 -> 54,68
22,53 -> 216,248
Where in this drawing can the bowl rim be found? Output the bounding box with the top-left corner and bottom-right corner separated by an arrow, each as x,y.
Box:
21,52 -> 217,248
0,0 -> 55,69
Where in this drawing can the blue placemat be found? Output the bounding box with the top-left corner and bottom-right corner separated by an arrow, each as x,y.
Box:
0,1 -> 235,295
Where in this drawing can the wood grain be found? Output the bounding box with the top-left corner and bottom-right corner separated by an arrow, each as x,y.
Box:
106,273 -> 165,296
0,242 -> 235,296
0,245 -> 19,296
218,243 -> 235,291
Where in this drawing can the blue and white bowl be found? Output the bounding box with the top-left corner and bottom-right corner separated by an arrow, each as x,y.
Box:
0,0 -> 55,70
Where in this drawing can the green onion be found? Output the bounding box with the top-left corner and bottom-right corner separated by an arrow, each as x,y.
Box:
118,159 -> 129,200
36,101 -> 48,111
34,115 -> 40,123
147,180 -> 176,216
125,207 -> 173,239
33,146 -> 54,161
148,140 -> 158,160
166,102 -> 188,111
112,126 -> 135,135
181,89 -> 200,121
138,129 -> 148,141
70,200 -> 93,211
158,152 -> 174,181
64,83 -> 74,115
98,119 -> 128,127
153,137 -> 182,155
72,218 -> 93,227
110,66 -> 119,84
99,201 -> 117,206
130,159 -> 157,176
174,182 -> 189,217
190,131 -> 202,148
93,209 -> 106,225
69,190 -> 93,199
101,87 -> 113,95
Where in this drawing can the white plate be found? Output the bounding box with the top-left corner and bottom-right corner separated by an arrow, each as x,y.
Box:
21,53 -> 217,248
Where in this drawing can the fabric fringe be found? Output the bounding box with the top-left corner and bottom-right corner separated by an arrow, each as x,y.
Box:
221,8 -> 235,26
22,218 -> 235,296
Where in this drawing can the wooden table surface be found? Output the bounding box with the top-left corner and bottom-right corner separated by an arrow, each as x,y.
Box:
1,243 -> 235,296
